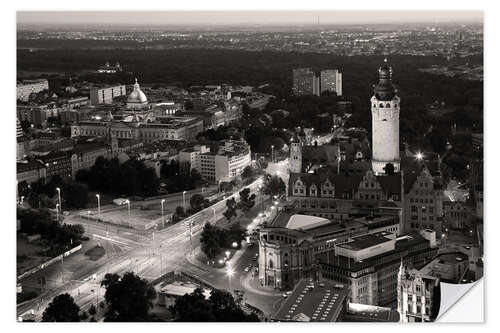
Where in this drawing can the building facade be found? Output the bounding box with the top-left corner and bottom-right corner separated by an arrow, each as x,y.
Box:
17,79 -> 49,102
288,170 -> 403,220
397,267 -> 440,322
292,68 -> 317,96
90,85 -> 126,105
17,160 -> 47,184
199,140 -> 252,182
70,143 -> 112,179
38,151 -> 72,180
319,231 -> 438,306
258,209 -> 401,291
403,167 -> 444,235
71,115 -> 204,143
320,69 -> 343,96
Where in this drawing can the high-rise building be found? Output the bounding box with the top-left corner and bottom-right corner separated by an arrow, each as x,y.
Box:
16,118 -> 25,161
371,59 -> 400,174
16,79 -> 49,102
90,84 -> 127,105
320,69 -> 343,96
292,68 -> 316,96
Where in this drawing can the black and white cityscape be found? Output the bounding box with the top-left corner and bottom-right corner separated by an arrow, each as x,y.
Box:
15,11 -> 483,323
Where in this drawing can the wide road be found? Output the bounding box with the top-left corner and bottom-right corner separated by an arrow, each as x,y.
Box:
17,178 -> 264,321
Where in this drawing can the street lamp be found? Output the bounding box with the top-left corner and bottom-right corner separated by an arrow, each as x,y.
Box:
226,266 -> 234,292
20,196 -> 24,205
87,210 -> 91,234
161,199 -> 165,228
416,152 -> 424,160
56,187 -> 61,212
55,204 -> 60,221
232,242 -> 238,248
125,199 -> 131,228
225,250 -> 230,258
96,194 -> 101,221
183,191 -> 187,211
271,145 -> 274,163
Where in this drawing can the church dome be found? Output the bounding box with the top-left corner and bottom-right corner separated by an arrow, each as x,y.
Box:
127,78 -> 148,104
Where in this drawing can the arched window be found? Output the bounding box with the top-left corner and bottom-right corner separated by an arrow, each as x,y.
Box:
379,103 -> 384,108
386,103 -> 391,107
269,259 -> 274,269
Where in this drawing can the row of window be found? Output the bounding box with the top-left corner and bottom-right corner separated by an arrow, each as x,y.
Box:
410,197 -> 434,204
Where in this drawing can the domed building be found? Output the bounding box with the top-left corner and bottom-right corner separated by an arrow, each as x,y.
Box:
126,78 -> 149,110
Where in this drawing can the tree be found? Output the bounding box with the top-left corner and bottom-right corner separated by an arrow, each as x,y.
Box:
200,223 -> 222,260
263,175 -> 286,197
63,182 -> 89,209
256,157 -> 268,172
101,272 -> 156,322
169,288 -> 216,322
169,287 -> 260,322
384,163 -> 395,176
89,304 -> 97,316
175,205 -> 185,216
209,289 -> 259,322
237,188 -> 256,212
223,198 -> 238,222
42,293 -> 81,322
241,166 -> 255,184
190,194 -> 205,212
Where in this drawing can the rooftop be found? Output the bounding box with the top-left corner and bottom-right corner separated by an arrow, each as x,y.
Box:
273,279 -> 347,322
337,231 -> 393,251
286,214 -> 331,231
343,303 -> 400,322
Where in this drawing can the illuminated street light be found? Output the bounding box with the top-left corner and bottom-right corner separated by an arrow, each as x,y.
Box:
416,152 -> 424,160
96,194 -> 101,220
125,199 -> 131,228
225,250 -> 230,258
232,242 -> 238,248
56,187 -> 61,211
55,204 -> 60,221
182,190 -> 187,211
161,199 -> 165,228
274,201 -> 279,205
87,210 -> 91,234
226,266 -> 234,291
20,196 -> 24,205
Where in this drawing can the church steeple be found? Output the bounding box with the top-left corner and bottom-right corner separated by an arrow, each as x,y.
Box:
371,59 -> 401,174
374,58 -> 397,101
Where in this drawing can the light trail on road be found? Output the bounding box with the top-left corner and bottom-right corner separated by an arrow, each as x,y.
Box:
17,178 -> 264,321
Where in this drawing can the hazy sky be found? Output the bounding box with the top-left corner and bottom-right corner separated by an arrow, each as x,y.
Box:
17,11 -> 483,26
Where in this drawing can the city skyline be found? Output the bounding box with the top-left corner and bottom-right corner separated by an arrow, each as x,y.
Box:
17,10 -> 483,27
14,10 -> 484,323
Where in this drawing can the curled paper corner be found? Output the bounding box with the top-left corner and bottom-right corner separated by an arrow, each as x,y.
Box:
436,278 -> 484,322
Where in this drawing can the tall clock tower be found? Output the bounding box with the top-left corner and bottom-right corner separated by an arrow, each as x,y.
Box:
371,59 -> 400,174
